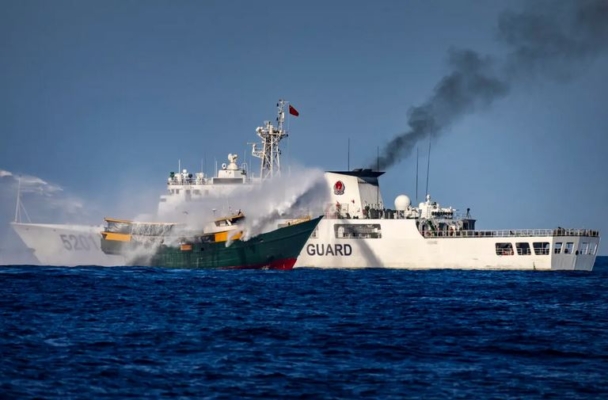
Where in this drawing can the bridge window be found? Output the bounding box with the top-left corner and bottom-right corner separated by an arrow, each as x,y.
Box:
579,242 -> 589,255
533,242 -> 550,255
589,243 -> 597,255
516,242 -> 531,255
496,242 -> 514,256
564,242 -> 574,254
554,242 -> 562,254
334,224 -> 382,239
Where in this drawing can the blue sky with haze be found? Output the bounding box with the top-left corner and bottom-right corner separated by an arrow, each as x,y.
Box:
1,0 -> 607,256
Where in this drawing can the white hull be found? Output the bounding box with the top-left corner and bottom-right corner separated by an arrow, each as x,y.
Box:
11,218 -> 599,270
11,222 -> 122,266
293,219 -> 599,270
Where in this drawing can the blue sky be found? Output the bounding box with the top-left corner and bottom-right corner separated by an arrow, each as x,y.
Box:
1,0 -> 607,256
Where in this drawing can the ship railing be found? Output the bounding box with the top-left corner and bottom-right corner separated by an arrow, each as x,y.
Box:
422,228 -> 600,238
168,178 -> 205,186
326,207 -> 475,221
167,177 -> 258,186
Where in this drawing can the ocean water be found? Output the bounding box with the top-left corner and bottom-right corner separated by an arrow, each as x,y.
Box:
1,257 -> 607,399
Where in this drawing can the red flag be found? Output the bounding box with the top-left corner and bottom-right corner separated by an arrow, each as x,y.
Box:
288,104 -> 299,117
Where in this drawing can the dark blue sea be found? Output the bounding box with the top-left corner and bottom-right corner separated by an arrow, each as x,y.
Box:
2,258 -> 608,399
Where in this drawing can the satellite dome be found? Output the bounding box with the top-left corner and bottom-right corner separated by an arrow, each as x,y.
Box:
394,195 -> 411,211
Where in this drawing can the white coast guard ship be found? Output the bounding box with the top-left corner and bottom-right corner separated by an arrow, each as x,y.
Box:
294,169 -> 600,270
9,175 -> 123,266
10,100 -> 293,266
10,155 -> 261,266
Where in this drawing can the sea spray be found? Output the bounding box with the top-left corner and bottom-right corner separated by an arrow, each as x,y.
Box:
237,168 -> 328,241
221,168 -> 329,244
125,167 -> 329,251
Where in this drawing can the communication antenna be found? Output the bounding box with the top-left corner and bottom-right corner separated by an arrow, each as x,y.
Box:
425,135 -> 432,196
415,147 -> 419,204
251,100 -> 289,180
376,146 -> 380,207
347,138 -> 350,170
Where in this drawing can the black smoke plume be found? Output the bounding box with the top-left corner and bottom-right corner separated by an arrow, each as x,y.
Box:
373,0 -> 608,170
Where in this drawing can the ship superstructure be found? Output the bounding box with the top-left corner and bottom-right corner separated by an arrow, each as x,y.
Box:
158,100 -> 290,216
294,169 -> 600,270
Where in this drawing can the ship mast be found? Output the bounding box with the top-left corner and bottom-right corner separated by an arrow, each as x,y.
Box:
251,100 -> 289,180
14,176 -> 21,223
13,176 -> 31,223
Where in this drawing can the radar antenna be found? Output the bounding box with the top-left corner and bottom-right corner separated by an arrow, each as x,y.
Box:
251,100 -> 289,180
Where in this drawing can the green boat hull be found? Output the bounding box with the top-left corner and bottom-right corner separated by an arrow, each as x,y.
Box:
102,216 -> 321,269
